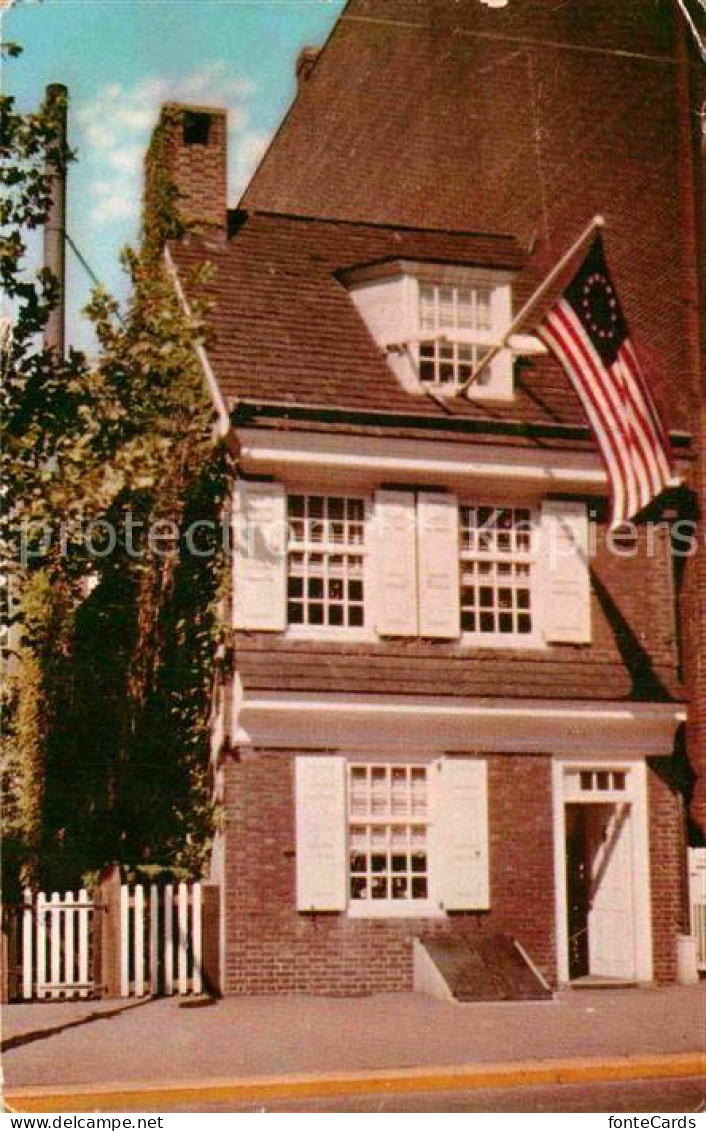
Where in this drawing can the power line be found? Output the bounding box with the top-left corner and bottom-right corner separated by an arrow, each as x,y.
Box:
64,230 -> 103,292
64,230 -> 126,326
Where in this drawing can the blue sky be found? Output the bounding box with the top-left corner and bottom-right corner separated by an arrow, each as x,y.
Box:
3,0 -> 345,351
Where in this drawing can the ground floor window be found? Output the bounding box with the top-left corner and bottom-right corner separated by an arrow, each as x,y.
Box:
348,763 -> 430,904
295,755 -> 489,916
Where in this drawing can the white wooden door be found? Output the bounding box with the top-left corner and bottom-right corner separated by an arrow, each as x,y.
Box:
586,804 -> 635,979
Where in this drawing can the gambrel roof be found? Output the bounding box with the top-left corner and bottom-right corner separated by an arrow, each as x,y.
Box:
235,0 -> 693,433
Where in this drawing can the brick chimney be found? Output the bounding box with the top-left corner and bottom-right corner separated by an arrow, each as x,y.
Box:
144,103 -> 228,240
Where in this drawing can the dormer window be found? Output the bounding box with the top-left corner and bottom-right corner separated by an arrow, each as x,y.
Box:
412,268 -> 514,399
418,282 -> 496,392
343,259 -> 516,401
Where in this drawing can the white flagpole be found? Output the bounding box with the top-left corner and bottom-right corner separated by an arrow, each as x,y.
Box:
459,213 -> 605,396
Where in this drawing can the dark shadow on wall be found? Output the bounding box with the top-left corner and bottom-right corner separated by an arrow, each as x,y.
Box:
589,569 -> 673,703
651,725 -> 703,848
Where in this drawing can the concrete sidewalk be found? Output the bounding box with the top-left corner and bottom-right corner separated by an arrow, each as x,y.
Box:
2,986 -> 704,1107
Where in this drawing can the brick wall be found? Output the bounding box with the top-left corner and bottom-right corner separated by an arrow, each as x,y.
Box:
221,749 -> 685,993
222,750 -> 556,995
144,103 -> 228,235
682,42 -> 706,837
648,761 -> 688,982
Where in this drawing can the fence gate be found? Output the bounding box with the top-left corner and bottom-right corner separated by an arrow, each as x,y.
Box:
688,847 -> 706,971
2,879 -> 218,1002
21,890 -> 96,1000
119,882 -> 203,997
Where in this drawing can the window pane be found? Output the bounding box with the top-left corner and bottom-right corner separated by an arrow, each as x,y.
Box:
439,287 -> 454,327
371,877 -> 388,899
419,285 -> 436,330
416,282 -> 501,390
351,877 -> 367,900
392,877 -> 408,900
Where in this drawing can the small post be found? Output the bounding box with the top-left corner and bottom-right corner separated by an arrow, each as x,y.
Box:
200,884 -> 221,997
99,865 -> 122,998
43,83 -> 68,357
22,891 -> 33,1000
0,909 -> 10,1004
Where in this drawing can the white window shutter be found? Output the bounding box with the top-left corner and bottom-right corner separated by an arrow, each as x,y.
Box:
438,758 -> 490,911
374,490 -> 419,636
541,499 -> 591,644
233,480 -> 287,631
295,757 -> 347,912
417,492 -> 461,638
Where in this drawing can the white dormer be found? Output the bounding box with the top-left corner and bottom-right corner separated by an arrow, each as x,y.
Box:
343,260 -> 518,401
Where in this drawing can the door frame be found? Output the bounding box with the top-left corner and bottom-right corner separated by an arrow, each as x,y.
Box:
552,755 -> 653,984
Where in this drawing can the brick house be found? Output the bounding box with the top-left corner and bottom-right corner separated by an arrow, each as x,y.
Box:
147,0 -> 704,995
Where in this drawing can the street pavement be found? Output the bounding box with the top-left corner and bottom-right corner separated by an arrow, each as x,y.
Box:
2,985 -> 704,1111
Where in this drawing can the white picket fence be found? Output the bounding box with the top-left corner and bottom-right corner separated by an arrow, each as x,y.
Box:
688,847 -> 706,971
120,882 -> 203,997
22,889 -> 94,1000
18,881 -> 204,1000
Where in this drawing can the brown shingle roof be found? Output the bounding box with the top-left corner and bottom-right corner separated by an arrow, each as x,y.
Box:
171,211 -> 598,430
235,634 -> 683,704
239,0 -> 694,432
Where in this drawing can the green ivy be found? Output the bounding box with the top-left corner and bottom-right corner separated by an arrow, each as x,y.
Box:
2,61 -> 230,893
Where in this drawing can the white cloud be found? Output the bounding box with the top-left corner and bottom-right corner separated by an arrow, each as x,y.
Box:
229,129 -> 273,201
77,64 -> 258,228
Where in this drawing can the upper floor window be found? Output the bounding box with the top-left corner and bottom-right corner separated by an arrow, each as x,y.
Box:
234,481 -> 591,647
419,283 -> 495,391
459,505 -> 536,639
287,494 -> 366,628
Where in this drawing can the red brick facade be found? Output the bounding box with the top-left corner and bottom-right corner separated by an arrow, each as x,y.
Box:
221,750 -> 685,993
222,750 -> 557,995
648,762 -> 689,982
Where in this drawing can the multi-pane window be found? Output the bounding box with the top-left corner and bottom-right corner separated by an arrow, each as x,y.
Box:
348,764 -> 429,903
287,495 -> 365,628
459,505 -> 535,637
419,282 -> 495,390
579,770 -> 626,792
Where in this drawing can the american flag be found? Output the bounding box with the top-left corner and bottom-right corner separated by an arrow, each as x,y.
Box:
538,236 -> 677,528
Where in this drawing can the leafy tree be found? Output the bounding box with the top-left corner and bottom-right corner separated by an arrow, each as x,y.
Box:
1,58 -> 228,893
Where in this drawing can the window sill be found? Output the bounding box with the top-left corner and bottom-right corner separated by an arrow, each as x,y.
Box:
347,901 -> 444,919
285,626 -> 376,643
460,632 -> 546,650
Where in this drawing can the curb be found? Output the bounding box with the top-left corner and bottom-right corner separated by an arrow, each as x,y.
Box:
5,1052 -> 706,1111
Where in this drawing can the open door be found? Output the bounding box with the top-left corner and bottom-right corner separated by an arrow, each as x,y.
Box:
565,802 -> 636,981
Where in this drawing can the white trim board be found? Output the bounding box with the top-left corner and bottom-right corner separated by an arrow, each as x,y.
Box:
236,427 -> 609,492
233,692 -> 684,755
